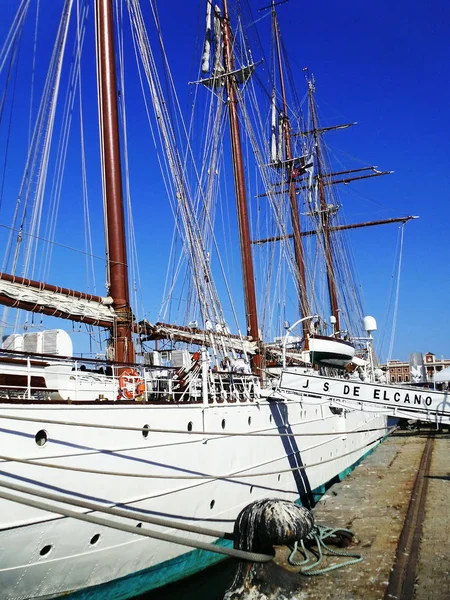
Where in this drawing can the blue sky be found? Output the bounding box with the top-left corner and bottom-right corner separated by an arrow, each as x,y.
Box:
0,0 -> 448,363
156,0 -> 450,361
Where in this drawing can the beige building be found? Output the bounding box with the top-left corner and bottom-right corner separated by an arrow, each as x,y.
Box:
384,352 -> 450,384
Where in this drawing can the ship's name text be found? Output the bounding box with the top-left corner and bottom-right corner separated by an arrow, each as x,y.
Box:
300,378 -> 433,406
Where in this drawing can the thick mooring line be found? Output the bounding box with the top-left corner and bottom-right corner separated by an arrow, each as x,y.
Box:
384,433 -> 434,600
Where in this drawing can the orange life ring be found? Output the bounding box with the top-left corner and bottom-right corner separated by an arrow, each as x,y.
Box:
119,368 -> 144,399
192,351 -> 201,362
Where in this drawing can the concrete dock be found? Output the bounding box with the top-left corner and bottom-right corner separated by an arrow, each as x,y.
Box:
278,428 -> 450,599
142,428 -> 449,600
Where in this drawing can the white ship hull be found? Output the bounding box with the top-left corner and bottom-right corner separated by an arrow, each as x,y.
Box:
0,392 -> 386,599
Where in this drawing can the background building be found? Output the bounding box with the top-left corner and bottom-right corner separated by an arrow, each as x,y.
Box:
383,352 -> 450,384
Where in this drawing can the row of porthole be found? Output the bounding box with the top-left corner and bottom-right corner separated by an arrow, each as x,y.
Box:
37,473 -> 280,557
34,412 -> 269,446
35,426 -> 155,444
37,473 -> 287,556
38,523 -> 148,559
142,416 -> 250,439
37,484 -> 271,554
34,422 -> 198,444
39,532 -> 103,557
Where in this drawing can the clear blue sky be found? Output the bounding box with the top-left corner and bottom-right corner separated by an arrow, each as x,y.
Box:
0,1 -> 448,363
156,0 -> 450,361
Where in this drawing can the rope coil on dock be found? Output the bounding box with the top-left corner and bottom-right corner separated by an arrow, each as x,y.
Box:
288,525 -> 363,575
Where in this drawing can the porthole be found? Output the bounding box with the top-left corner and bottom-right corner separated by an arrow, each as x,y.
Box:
142,424 -> 150,439
136,522 -> 143,528
90,533 -> 101,545
35,430 -> 48,447
39,544 -> 52,557
277,474 -> 281,482
249,486 -> 254,494
221,419 -> 226,430
210,499 -> 215,509
187,422 -> 193,432
248,416 -> 252,426
269,414 -> 273,423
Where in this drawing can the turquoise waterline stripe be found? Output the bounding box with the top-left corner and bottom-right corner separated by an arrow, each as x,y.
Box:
60,439 -> 384,600
64,537 -> 232,600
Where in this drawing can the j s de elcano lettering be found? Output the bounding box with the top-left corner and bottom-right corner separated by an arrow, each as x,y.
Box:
299,377 -> 435,407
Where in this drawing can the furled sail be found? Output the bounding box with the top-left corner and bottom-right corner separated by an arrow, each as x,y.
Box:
139,320 -> 257,355
0,273 -> 115,327
201,0 -> 212,73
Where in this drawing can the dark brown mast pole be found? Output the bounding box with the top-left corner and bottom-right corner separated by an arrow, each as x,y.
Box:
221,0 -> 261,374
95,0 -> 134,364
273,6 -> 311,329
309,79 -> 340,332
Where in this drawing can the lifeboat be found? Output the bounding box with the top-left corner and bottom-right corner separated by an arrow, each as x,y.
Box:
308,334 -> 355,368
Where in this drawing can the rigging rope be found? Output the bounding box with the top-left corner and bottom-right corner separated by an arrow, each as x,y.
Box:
129,0 -> 228,340
387,223 -> 405,364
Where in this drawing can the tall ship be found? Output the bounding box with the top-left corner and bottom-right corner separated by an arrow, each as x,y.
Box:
0,1 -> 447,599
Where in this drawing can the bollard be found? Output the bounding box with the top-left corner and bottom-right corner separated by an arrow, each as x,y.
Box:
224,499 -> 314,599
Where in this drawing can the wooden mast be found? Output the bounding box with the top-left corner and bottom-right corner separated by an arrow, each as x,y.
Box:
95,0 -> 134,364
221,0 -> 261,374
308,77 -> 340,332
272,4 -> 311,330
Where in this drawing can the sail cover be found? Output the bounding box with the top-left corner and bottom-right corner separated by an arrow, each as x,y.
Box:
0,273 -> 115,327
140,321 -> 257,355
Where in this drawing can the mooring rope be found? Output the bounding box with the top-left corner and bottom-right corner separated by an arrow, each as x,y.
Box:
0,484 -> 273,563
0,411 -> 389,437
0,477 -> 229,539
0,480 -> 364,569
0,427 -> 395,479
